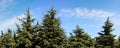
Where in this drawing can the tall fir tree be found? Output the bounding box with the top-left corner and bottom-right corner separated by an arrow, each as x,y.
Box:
15,8 -> 41,48
96,17 -> 115,48
68,25 -> 93,48
38,8 -> 66,48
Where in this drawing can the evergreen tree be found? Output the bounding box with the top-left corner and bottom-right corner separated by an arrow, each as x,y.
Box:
39,8 -> 66,48
32,22 -> 42,48
68,25 -> 93,48
0,29 -> 15,48
96,17 -> 115,48
115,36 -> 120,48
15,8 -> 41,48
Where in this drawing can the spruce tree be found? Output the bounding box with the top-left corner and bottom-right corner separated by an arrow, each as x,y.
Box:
96,17 -> 115,48
115,36 -> 120,48
32,22 -> 42,48
68,25 -> 92,48
39,8 -> 66,48
15,8 -> 41,48
0,29 -> 15,48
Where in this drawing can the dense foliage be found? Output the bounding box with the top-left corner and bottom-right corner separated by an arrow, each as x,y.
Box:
96,17 -> 115,48
0,8 -> 119,48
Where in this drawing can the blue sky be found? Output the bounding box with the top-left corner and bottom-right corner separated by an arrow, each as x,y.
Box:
0,0 -> 120,38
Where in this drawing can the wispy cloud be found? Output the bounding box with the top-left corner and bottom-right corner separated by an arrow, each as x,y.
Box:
0,14 -> 25,31
0,0 -> 14,12
58,8 -> 119,37
59,8 -> 115,18
0,0 -> 19,31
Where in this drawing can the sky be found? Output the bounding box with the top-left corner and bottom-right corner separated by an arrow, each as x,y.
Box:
0,0 -> 120,38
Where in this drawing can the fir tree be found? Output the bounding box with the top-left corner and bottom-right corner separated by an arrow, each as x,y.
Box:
32,22 -> 42,48
115,36 -> 120,48
39,8 -> 66,48
96,17 -> 115,48
0,29 -> 15,48
15,8 -> 40,48
68,25 -> 93,48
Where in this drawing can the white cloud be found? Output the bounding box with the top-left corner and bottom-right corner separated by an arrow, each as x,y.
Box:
59,8 -> 115,18
0,0 -> 14,12
0,14 -> 25,31
59,8 -> 119,38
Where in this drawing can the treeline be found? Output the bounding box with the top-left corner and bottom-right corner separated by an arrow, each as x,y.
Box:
0,8 -> 120,48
